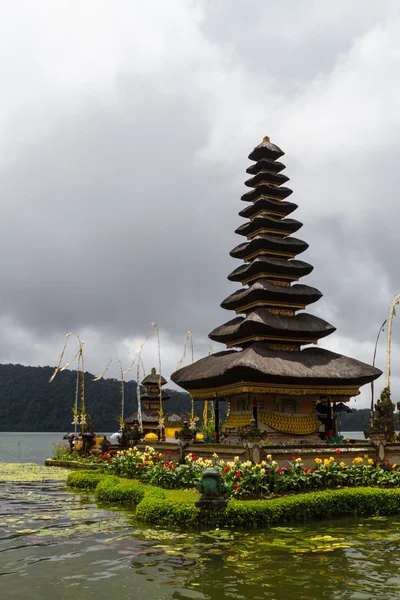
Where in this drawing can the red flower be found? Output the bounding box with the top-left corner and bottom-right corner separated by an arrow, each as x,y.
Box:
304,467 -> 309,473
387,462 -> 392,467
336,449 -> 341,454
107,459 -> 112,463
167,450 -> 172,455
138,463 -> 142,467
310,468 -> 315,473
234,483 -> 240,490
235,471 -> 242,478
192,457 -> 197,462
224,466 -> 230,472
277,467 -> 283,474
291,456 -> 296,460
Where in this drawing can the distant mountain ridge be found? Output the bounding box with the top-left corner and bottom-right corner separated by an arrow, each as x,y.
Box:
0,363 -> 193,432
0,363 -> 386,432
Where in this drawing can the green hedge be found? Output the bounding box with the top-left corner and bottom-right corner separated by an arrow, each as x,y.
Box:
66,470 -> 106,490
95,477 -> 164,506
67,472 -> 400,529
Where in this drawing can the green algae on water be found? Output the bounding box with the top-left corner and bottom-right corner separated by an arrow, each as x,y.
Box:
0,462 -> 70,482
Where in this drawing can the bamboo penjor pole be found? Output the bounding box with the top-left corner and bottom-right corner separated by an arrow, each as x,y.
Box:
386,293 -> 400,390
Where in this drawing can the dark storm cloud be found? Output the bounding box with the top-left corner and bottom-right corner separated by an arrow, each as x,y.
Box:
0,0 -> 399,399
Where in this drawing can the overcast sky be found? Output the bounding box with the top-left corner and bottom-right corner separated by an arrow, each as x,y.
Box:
0,0 -> 399,407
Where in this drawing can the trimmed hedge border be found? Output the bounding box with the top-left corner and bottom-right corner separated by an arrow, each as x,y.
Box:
66,471 -> 400,529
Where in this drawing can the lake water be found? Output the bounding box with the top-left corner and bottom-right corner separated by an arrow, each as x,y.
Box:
0,431 -> 367,466
1,431 -> 396,600
0,432 -> 64,464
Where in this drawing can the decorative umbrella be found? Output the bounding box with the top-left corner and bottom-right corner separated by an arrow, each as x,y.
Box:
109,432 -> 121,444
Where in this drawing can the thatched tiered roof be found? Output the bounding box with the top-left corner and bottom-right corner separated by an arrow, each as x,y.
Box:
171,137 -> 381,397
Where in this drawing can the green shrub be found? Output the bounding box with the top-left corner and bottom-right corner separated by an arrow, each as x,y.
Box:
224,488 -> 400,528
67,471 -> 400,530
66,470 -> 106,490
52,441 -> 71,460
136,489 -> 202,528
95,477 -> 165,506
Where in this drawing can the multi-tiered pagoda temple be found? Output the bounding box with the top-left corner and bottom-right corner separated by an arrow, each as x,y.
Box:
125,368 -> 182,439
171,137 -> 382,442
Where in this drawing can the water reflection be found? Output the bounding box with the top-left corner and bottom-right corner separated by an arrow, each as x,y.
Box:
1,480 -> 400,599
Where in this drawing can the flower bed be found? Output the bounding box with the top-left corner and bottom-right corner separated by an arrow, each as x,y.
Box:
66,470 -> 400,529
64,446 -> 400,498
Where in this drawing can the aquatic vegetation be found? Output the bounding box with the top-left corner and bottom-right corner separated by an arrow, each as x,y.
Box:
0,462 -> 70,482
3,474 -> 400,598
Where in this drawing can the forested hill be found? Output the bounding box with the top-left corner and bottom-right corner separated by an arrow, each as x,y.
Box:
339,408 -> 371,432
0,363 -> 194,432
0,363 -> 387,433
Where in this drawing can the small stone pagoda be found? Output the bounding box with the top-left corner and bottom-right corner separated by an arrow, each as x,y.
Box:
171,137 -> 382,442
125,367 -> 182,438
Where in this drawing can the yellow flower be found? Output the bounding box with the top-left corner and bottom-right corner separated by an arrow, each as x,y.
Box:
364,454 -> 369,459
339,462 -> 345,468
329,456 -> 335,462
212,453 -> 219,459
260,468 -> 266,475
261,461 -> 267,467
148,460 -> 154,467
266,454 -> 272,461
234,456 -> 240,463
271,460 -> 277,467
324,459 -> 330,467
368,458 -> 374,465
393,463 -> 397,469
295,457 -> 302,463
136,452 -> 141,458
353,457 -> 363,465
315,458 -> 322,465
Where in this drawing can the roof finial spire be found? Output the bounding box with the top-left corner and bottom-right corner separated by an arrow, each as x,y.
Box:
263,135 -> 270,142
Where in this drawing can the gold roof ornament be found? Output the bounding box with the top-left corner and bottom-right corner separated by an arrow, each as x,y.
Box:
263,136 -> 270,142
